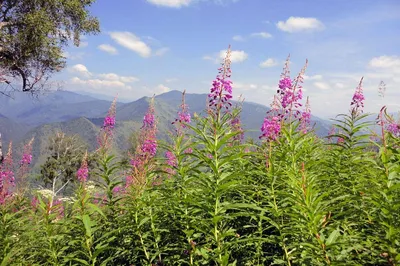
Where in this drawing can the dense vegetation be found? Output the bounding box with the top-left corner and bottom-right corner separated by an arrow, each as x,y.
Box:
1,50 -> 399,265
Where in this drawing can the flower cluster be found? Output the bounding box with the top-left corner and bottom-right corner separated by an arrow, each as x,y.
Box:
275,56 -> 307,120
20,153 -> 32,166
141,139 -> 157,157
104,96 -> 117,130
103,116 -> 116,129
0,143 -> 14,204
76,151 -> 89,183
98,96 -> 117,151
208,46 -> 233,111
387,122 -> 400,137
260,116 -> 281,141
350,77 -> 365,114
127,98 -> 157,188
231,116 -> 244,142
300,97 -> 311,134
18,138 -> 34,178
165,151 -> 177,167
173,90 -> 191,130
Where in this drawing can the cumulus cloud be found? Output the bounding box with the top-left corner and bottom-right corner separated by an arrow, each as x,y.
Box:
233,82 -> 258,90
109,32 -> 152,57
145,0 -> 193,8
313,81 -> 330,90
220,50 -> 247,63
232,35 -> 245,41
155,84 -> 171,94
276,17 -> 324,33
250,32 -> 272,39
97,73 -> 139,83
69,64 -> 91,78
154,47 -> 170,56
368,55 -> 400,70
259,58 -> 277,68
304,74 -> 323,80
98,44 -> 118,55
203,49 -> 248,64
70,77 -> 131,91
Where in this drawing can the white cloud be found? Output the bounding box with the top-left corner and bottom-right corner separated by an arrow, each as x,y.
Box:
313,81 -> 330,90
232,35 -> 245,41
109,32 -> 152,57
335,82 -> 345,88
155,84 -> 171,94
154,47 -> 170,56
219,49 -> 248,63
276,17 -> 324,33
259,58 -> 277,68
304,74 -> 323,80
233,82 -> 258,90
70,77 -> 132,91
69,64 -> 91,78
97,73 -> 139,83
203,49 -> 248,64
78,41 -> 88,48
146,0 -> 192,8
98,44 -> 118,55
250,32 -> 272,39
368,55 -> 400,70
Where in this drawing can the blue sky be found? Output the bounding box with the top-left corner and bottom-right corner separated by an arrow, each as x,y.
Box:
58,0 -> 400,118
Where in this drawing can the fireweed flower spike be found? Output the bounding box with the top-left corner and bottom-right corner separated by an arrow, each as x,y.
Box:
276,56 -> 307,120
0,143 -> 14,205
18,137 -> 34,179
127,97 -> 157,188
231,95 -> 245,143
350,77 -> 365,115
208,45 -> 233,112
97,95 -> 117,151
76,151 -> 89,183
300,97 -> 311,134
260,116 -> 281,141
172,90 -> 191,133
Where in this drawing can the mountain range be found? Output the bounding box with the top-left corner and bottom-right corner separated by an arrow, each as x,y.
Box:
0,89 -> 333,169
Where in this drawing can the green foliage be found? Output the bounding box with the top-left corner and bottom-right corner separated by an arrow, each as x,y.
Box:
0,103 -> 399,266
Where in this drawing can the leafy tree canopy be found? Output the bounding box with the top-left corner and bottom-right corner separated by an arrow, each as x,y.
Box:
0,0 -> 100,95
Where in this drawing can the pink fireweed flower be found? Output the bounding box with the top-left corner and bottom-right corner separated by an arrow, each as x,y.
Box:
260,116 -> 281,141
103,116 -> 116,129
276,56 -> 307,120
350,77 -> 365,115
97,96 -> 117,151
173,90 -> 191,130
165,151 -> 177,167
20,138 -> 34,166
184,147 -> 193,154
18,138 -> 34,179
76,151 -> 89,182
127,98 -> 158,188
20,153 -> 32,166
141,139 -> 157,157
103,95 -> 117,130
231,116 -> 244,142
208,45 -> 233,111
300,97 -> 311,133
0,143 -> 14,204
387,122 -> 400,137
